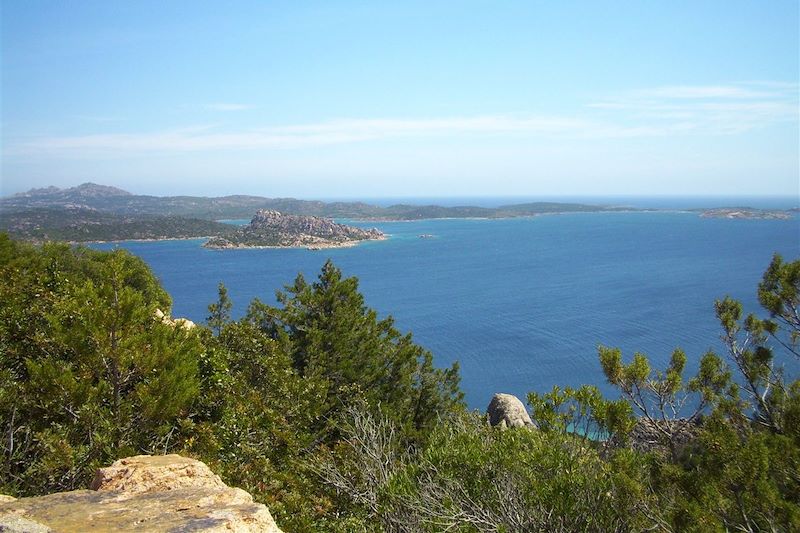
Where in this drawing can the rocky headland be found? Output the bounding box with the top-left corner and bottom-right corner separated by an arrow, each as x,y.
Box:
204,209 -> 386,249
0,454 -> 283,532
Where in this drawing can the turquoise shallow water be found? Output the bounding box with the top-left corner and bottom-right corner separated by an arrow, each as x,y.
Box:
92,212 -> 800,409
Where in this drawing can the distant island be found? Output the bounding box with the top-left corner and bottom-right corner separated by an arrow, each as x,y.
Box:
0,182 -> 796,243
698,208 -> 794,220
204,209 -> 385,249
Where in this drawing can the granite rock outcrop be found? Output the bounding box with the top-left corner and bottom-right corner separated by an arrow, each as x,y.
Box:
486,393 -> 536,429
204,209 -> 385,249
0,454 -> 283,533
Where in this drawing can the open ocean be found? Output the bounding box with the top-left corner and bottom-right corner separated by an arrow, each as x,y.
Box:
92,207 -> 800,409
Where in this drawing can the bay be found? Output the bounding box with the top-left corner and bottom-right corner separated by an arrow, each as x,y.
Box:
92,211 -> 800,409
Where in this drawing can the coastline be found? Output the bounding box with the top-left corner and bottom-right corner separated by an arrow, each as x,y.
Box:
72,236 -> 213,245
35,209 -> 797,247
204,234 -> 389,250
344,207 -> 796,223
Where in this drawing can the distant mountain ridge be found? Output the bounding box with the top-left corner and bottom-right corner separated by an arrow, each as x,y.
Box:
1,182 -> 632,220
12,182 -> 132,199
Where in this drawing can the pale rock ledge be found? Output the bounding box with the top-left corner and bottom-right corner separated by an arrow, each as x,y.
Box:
0,454 -> 283,532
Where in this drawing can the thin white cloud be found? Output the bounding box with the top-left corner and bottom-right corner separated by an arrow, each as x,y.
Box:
205,103 -> 253,111
588,81 -> 798,134
4,116 -> 693,156
631,85 -> 776,99
72,114 -> 124,123
6,82 -> 797,158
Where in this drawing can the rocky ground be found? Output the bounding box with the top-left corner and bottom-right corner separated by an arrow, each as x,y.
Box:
0,455 -> 283,532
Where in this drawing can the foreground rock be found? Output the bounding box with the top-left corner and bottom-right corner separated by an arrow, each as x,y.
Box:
487,393 -> 536,428
0,454 -> 283,532
204,209 -> 385,249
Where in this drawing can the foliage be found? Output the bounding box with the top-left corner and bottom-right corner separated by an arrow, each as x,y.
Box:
248,260 -> 464,443
313,254 -> 799,532
315,406 -> 648,532
527,384 -> 635,444
598,346 -> 732,458
206,282 -> 233,336
597,254 -> 800,531
0,235 -> 199,495
0,208 -> 236,243
758,253 -> 800,357
1,231 -> 798,533
184,320 -> 330,529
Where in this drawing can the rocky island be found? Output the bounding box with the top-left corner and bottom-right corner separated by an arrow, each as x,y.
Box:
699,208 -> 794,220
204,209 -> 386,249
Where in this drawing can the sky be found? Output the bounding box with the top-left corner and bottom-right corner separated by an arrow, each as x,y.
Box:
1,1 -> 798,199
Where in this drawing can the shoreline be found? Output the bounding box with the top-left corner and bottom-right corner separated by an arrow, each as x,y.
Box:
73,236 -> 214,245
34,209 -> 796,247
203,234 -> 389,251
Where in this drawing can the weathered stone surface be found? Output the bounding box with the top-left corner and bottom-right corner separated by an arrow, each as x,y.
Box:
90,454 -> 226,494
0,514 -> 51,532
0,496 -> 16,503
0,455 -> 283,533
487,393 -> 536,428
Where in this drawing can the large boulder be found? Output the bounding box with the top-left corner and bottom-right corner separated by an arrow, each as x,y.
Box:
90,454 -> 228,493
487,393 -> 536,428
0,455 -> 283,532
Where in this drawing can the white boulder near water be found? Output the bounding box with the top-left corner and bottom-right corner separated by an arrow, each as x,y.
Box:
486,393 -> 536,429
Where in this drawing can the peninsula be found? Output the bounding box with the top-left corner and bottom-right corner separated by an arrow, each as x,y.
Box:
203,210 -> 385,249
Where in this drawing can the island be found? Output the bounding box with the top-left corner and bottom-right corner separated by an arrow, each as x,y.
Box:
203,209 -> 386,249
699,208 -> 794,220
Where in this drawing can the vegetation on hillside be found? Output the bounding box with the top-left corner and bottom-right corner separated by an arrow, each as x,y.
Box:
0,231 -> 797,531
2,182 -> 636,222
0,207 -> 237,243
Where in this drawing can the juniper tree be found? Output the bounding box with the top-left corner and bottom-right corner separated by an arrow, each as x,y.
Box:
207,282 -> 233,336
0,242 -> 201,495
256,260 -> 463,442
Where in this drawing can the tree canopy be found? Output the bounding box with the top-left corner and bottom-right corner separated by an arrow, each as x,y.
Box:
1,232 -> 797,532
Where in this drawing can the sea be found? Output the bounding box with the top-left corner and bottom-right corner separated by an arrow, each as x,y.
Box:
92,198 -> 800,410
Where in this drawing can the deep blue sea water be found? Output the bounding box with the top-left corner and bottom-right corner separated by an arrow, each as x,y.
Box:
93,212 -> 800,409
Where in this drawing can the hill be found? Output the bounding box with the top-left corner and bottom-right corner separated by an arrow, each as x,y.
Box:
0,207 -> 236,243
1,182 -> 634,220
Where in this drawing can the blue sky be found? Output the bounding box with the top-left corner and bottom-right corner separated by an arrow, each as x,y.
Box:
2,1 -> 798,198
